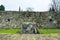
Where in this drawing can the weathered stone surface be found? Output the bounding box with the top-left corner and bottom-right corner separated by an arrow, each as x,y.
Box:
0,11 -> 59,28
21,22 -> 38,34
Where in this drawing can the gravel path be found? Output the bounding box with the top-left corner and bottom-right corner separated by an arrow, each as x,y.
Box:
0,34 -> 60,40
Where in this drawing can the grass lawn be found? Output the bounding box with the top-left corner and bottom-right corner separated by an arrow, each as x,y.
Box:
38,29 -> 60,34
0,28 -> 60,34
0,28 -> 20,34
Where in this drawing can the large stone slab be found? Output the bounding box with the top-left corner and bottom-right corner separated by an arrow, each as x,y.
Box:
21,22 -> 39,34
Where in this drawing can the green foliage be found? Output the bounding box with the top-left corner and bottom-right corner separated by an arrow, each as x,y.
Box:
0,5 -> 5,11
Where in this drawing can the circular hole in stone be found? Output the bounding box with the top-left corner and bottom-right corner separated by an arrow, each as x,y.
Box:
7,19 -> 10,22
49,19 -> 53,22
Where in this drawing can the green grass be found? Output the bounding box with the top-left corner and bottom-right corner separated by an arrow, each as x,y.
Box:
38,29 -> 60,34
0,28 -> 20,34
0,28 -> 60,34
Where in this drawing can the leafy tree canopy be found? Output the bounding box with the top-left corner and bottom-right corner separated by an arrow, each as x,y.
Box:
0,5 -> 5,11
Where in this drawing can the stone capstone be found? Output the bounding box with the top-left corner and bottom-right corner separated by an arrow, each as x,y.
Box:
21,22 -> 39,34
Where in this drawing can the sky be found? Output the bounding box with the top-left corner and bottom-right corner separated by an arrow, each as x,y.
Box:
0,0 -> 51,11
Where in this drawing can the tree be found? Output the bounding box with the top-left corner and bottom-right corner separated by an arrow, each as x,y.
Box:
0,5 -> 5,11
50,0 -> 60,12
26,7 -> 34,11
49,0 -> 60,16
49,6 -> 55,12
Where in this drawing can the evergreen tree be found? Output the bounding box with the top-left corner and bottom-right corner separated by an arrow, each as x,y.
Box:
0,5 -> 5,11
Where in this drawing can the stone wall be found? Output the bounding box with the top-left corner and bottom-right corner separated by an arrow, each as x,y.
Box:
0,11 -> 59,28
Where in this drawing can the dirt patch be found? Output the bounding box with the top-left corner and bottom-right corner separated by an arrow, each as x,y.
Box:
0,34 -> 60,40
